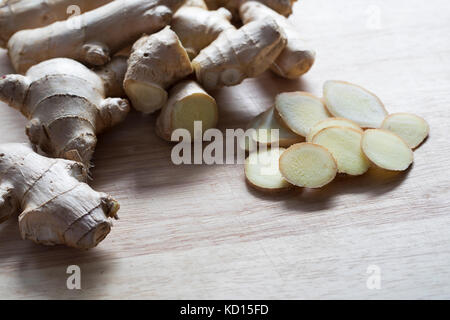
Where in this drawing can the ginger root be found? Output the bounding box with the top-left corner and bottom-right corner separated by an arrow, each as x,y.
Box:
205,0 -> 296,18
240,1 -> 316,79
0,143 -> 119,249
124,26 -> 193,114
0,57 -> 130,166
7,0 -> 184,73
171,4 -> 234,59
192,19 -> 287,90
0,0 -> 113,48
156,80 -> 218,141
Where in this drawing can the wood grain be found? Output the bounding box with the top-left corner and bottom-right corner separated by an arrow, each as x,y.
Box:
1,0 -> 450,299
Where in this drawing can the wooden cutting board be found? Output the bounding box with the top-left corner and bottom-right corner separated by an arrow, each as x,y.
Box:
1,0 -> 449,299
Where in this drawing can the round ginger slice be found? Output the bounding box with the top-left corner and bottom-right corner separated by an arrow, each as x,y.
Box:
279,143 -> 337,188
247,106 -> 302,148
323,80 -> 388,128
275,92 -> 329,137
362,129 -> 413,171
245,148 -> 291,191
306,117 -> 363,142
312,127 -> 370,175
381,113 -> 429,149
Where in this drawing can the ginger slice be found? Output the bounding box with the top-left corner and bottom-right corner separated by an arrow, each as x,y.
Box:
362,129 -> 413,171
275,92 -> 329,137
245,147 -> 291,191
306,117 -> 362,142
323,80 -> 388,128
381,113 -> 429,149
247,106 -> 302,148
279,143 -> 337,188
312,126 -> 370,175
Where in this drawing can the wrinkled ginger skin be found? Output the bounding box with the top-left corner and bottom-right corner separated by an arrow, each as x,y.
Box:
0,58 -> 130,166
205,0 -> 296,18
240,1 -> 315,79
0,0 -> 113,48
192,19 -> 287,90
0,143 -> 119,249
124,27 -> 193,114
7,0 -> 185,73
171,6 -> 234,59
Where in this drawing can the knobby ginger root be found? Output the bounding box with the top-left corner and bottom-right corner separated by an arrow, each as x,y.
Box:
7,0 -> 185,73
275,92 -> 329,137
323,80 -> 388,128
312,126 -> 370,176
205,0 -> 296,18
306,117 -> 362,142
245,147 -> 291,191
124,27 -> 193,114
240,1 -> 315,79
0,0 -> 113,48
279,143 -> 337,188
192,19 -> 287,90
381,113 -> 429,149
95,55 -> 129,98
0,58 -> 130,166
0,143 -> 119,249
171,5 -> 234,59
362,129 -> 414,171
246,106 -> 302,148
156,80 -> 218,141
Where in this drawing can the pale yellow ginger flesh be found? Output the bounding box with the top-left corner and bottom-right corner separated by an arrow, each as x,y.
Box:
192,18 -> 287,90
0,0 -> 113,48
279,143 -> 337,188
156,80 -> 218,141
246,106 -> 302,148
362,129 -> 413,171
275,92 -> 329,137
239,1 -> 315,79
0,143 -> 119,249
323,80 -> 388,128
171,5 -> 234,59
0,58 -> 130,166
124,26 -> 193,113
381,113 -> 429,149
306,117 -> 362,142
7,0 -> 185,73
312,127 -> 370,176
245,147 -> 291,191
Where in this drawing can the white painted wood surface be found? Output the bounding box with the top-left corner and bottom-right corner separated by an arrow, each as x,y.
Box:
1,0 -> 449,299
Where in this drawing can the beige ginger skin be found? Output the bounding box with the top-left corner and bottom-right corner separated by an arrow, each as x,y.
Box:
0,143 -> 119,249
7,0 -> 185,73
171,4 -> 234,59
0,0 -> 113,48
240,1 -> 315,79
192,19 -> 287,90
205,0 -> 296,18
124,26 -> 193,114
0,57 -> 130,166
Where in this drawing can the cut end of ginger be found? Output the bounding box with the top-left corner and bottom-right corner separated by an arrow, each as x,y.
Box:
172,94 -> 218,137
323,80 -> 387,128
312,126 -> 370,176
247,106 -> 302,148
362,129 -> 413,171
306,117 -> 363,142
275,92 -> 329,137
124,80 -> 168,114
279,143 -> 337,188
245,147 -> 291,191
381,113 -> 429,149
